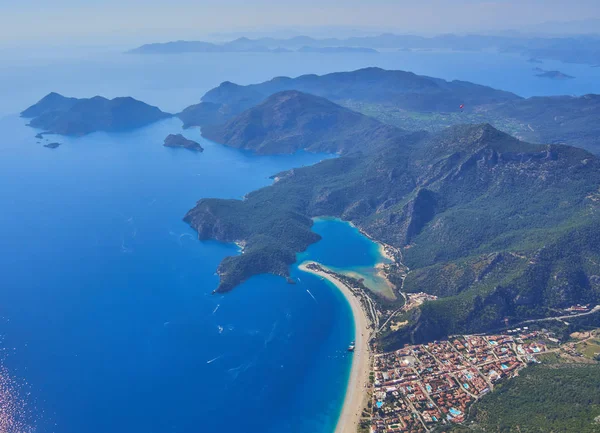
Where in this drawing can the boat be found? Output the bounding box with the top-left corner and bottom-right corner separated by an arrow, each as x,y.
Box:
347,341 -> 355,352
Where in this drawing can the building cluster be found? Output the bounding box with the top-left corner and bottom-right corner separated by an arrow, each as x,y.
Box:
564,304 -> 592,313
369,331 -> 553,432
403,293 -> 438,311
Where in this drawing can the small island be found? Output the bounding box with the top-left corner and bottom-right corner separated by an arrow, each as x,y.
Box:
21,92 -> 171,136
297,46 -> 378,54
527,57 -> 544,64
163,134 -> 204,151
535,70 -> 575,80
43,142 -> 61,149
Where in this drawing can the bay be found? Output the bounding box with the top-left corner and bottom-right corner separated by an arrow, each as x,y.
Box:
0,46 -> 599,433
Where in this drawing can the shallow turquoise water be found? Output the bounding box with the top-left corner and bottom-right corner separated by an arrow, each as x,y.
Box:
299,218 -> 383,268
298,218 -> 392,296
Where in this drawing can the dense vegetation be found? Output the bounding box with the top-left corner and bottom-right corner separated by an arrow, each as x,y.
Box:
182,68 -> 600,348
345,95 -> 600,155
185,121 -> 600,348
448,363 -> 600,433
201,67 -> 519,115
485,94 -> 600,154
201,90 -> 404,154
21,92 -> 171,136
189,68 -> 600,154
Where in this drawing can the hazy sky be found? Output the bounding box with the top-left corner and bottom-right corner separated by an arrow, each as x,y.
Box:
1,0 -> 599,45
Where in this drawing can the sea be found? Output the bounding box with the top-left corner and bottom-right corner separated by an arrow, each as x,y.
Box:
0,47 -> 599,433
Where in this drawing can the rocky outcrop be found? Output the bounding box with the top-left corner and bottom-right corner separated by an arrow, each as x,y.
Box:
163,134 -> 204,151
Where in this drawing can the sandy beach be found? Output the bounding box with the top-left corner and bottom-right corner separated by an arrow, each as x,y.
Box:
298,262 -> 372,433
377,242 -> 394,262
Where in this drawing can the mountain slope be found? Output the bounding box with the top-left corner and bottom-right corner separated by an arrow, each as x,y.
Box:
201,67 -> 521,115
201,90 -> 405,155
177,102 -> 231,129
451,363 -> 600,433
20,92 -> 79,118
193,68 -> 600,154
184,122 -> 600,326
482,94 -> 600,154
21,93 -> 171,136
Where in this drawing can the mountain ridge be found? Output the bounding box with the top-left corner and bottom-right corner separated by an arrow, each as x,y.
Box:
201,90 -> 405,155
185,121 -> 600,330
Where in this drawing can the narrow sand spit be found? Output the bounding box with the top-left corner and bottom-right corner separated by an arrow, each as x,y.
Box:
299,262 -> 372,433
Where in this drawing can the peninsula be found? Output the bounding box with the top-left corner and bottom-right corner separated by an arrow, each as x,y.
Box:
299,262 -> 372,433
184,70 -> 600,354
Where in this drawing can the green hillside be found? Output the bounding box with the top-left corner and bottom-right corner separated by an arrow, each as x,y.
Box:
185,122 -> 600,344
449,363 -> 600,433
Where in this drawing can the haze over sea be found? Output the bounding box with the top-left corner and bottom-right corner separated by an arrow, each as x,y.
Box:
1,48 -> 600,433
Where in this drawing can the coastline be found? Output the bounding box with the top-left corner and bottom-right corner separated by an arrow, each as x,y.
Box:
298,262 -> 372,433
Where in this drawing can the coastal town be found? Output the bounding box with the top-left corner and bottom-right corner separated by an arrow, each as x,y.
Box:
299,260 -> 600,433
368,329 -> 555,432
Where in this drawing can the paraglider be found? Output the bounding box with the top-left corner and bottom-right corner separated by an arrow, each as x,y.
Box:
459,104 -> 465,110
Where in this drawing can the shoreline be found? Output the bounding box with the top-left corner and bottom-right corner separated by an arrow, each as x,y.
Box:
298,262 -> 372,433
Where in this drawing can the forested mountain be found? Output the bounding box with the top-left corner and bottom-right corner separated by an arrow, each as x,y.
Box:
185,121 -> 600,347
200,67 -> 519,114
181,67 -> 600,153
482,94 -> 600,154
201,90 -> 405,154
450,363 -> 600,433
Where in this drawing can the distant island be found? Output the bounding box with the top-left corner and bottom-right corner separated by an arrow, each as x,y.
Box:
535,69 -> 575,80
21,92 -> 171,136
129,39 -> 378,55
43,142 -> 61,149
129,38 -> 274,54
163,134 -> 204,151
296,46 -> 378,54
128,33 -> 600,65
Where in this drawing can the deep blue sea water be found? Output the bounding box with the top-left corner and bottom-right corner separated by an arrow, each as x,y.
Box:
0,114 -> 360,433
1,47 -> 599,433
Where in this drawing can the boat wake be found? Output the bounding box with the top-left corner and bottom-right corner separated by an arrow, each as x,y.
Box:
207,355 -> 223,364
306,289 -> 318,303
